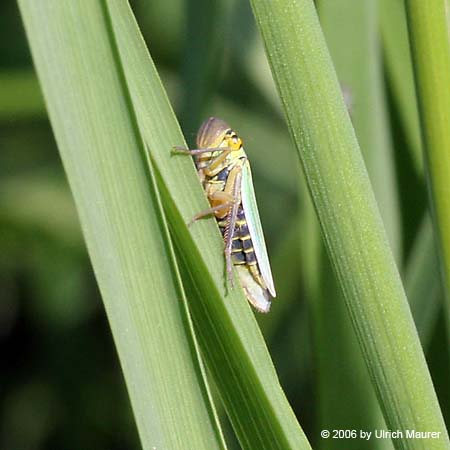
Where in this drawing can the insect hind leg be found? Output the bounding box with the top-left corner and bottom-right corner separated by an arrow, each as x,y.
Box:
188,200 -> 233,227
222,166 -> 243,289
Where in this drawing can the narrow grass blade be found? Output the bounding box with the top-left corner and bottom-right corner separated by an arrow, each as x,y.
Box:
316,2 -> 396,448
250,0 -> 450,448
18,1 -> 226,449
319,0 -> 401,261
379,0 -> 423,175
405,0 -> 450,346
404,215 -> 441,348
312,253 -> 393,450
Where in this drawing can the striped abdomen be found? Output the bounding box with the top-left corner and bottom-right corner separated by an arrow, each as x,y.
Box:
218,205 -> 266,288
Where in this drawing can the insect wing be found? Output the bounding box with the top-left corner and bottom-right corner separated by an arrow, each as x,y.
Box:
241,160 -> 276,297
235,265 -> 271,313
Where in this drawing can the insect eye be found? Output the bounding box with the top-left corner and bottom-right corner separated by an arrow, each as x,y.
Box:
225,131 -> 241,149
230,134 -> 241,147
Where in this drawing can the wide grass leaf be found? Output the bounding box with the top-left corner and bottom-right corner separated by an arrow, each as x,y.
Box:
18,1 -> 226,449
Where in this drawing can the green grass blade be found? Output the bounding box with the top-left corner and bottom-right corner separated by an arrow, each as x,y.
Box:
405,0 -> 450,346
380,0 -> 423,175
106,3 -> 312,448
249,0 -> 450,448
319,0 -> 400,261
316,2 -> 397,447
313,253 -> 393,450
404,215 -> 441,348
18,1 -> 226,449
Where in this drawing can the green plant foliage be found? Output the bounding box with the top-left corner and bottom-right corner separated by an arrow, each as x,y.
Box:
18,1 -> 226,449
17,1 -> 312,449
405,0 -> 450,346
0,0 -> 447,448
249,0 -> 450,449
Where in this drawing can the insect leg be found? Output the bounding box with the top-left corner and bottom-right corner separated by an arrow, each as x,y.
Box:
202,148 -> 233,177
222,165 -> 243,287
188,192 -> 234,226
172,146 -> 229,155
173,145 -> 234,178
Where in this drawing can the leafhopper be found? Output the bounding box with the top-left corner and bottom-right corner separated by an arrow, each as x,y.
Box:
175,117 -> 276,312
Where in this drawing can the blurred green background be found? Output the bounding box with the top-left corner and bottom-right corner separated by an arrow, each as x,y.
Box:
1,0 -> 448,449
